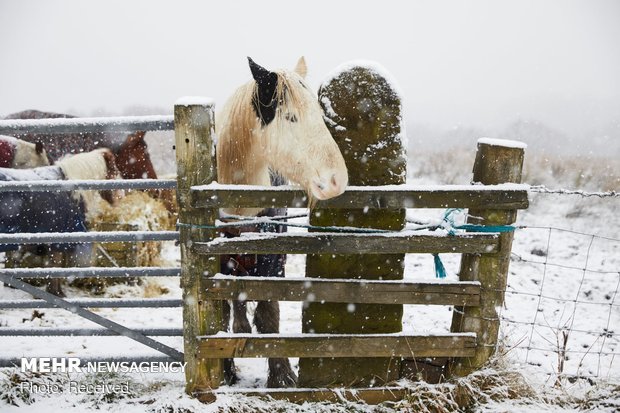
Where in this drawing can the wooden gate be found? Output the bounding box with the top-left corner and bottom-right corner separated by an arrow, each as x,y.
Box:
175,101 -> 528,403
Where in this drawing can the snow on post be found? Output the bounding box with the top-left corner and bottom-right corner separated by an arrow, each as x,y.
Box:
448,139 -> 525,377
299,61 -> 406,387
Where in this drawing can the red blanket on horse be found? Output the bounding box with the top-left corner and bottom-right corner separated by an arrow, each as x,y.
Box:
0,138 -> 15,168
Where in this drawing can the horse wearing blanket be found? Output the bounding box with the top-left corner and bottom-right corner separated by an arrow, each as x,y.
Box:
0,135 -> 49,169
0,148 -> 120,296
216,57 -> 348,387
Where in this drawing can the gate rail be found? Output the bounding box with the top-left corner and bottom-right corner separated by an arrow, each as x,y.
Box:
0,115 -> 181,364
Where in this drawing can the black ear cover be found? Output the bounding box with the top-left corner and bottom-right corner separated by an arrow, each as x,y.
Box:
248,57 -> 279,125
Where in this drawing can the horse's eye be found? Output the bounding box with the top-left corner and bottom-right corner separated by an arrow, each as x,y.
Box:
285,113 -> 298,123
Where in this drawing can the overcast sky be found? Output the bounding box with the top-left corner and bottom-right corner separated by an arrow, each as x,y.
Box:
1,0 -> 619,142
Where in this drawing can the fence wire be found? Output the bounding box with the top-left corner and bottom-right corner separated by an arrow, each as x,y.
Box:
529,185 -> 619,198
494,224 -> 620,382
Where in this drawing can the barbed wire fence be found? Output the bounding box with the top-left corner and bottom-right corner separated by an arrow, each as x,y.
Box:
529,185 -> 619,198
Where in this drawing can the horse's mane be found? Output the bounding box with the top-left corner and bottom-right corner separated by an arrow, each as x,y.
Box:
57,148 -> 112,181
217,70 -> 307,186
56,148 -> 119,211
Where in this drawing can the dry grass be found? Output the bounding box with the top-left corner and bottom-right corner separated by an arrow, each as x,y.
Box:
388,358 -> 537,413
70,191 -> 174,293
409,147 -> 619,191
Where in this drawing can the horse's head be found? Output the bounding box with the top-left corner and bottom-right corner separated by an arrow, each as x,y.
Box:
115,131 -> 157,180
217,57 -> 348,203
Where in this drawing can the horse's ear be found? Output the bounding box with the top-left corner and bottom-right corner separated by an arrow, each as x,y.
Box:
133,130 -> 146,140
248,57 -> 279,125
35,141 -> 44,155
294,56 -> 307,79
122,131 -> 146,149
248,57 -> 273,82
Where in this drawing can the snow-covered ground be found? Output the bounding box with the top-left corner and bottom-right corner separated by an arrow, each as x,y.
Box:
1,149 -> 618,412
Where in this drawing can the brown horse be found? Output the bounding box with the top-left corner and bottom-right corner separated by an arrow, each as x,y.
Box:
4,110 -> 174,211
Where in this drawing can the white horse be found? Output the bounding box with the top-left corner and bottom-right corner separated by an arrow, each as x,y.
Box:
216,57 -> 348,387
0,135 -> 49,169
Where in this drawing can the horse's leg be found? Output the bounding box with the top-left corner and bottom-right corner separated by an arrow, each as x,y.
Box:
254,300 -> 297,387
45,251 -> 66,297
221,300 -> 239,385
232,300 -> 251,333
223,299 -> 252,385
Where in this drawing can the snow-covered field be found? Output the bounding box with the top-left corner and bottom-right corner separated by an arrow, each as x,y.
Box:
1,148 -> 618,412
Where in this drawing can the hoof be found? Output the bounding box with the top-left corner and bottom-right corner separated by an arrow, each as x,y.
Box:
267,358 -> 297,388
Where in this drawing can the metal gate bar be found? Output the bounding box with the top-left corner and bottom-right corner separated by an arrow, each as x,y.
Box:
0,356 -> 177,368
0,274 -> 184,361
0,298 -> 182,309
0,231 -> 179,244
0,178 -> 177,192
0,328 -> 182,336
0,115 -> 174,134
0,267 -> 180,278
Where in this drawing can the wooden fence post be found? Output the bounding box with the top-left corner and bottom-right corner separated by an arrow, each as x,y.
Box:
298,64 -> 406,387
448,138 -> 525,377
174,98 -> 222,398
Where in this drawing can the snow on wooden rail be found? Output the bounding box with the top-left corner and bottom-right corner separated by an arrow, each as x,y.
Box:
197,332 -> 477,359
0,115 -> 174,134
191,183 -> 530,209
203,387 -> 409,404
205,276 -> 481,306
194,231 -> 499,255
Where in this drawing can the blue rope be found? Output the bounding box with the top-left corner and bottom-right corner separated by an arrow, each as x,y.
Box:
433,254 -> 447,279
178,208 -> 517,279
432,208 -> 517,278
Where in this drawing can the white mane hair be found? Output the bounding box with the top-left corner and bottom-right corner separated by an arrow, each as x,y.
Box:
57,148 -> 110,181
56,148 -> 118,215
216,57 -> 348,216
0,135 -> 49,168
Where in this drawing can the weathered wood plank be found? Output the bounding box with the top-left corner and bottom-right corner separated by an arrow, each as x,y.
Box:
449,139 -> 525,377
197,333 -> 477,359
205,276 -> 481,306
193,233 -> 499,255
196,387 -> 411,404
191,184 -> 529,210
175,100 -> 223,393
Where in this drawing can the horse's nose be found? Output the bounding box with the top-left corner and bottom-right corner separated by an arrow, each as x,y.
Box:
312,169 -> 348,200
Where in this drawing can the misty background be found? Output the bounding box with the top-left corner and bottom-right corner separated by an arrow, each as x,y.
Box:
0,0 -> 619,157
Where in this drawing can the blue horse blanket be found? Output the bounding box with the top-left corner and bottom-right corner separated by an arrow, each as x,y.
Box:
0,166 -> 87,253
